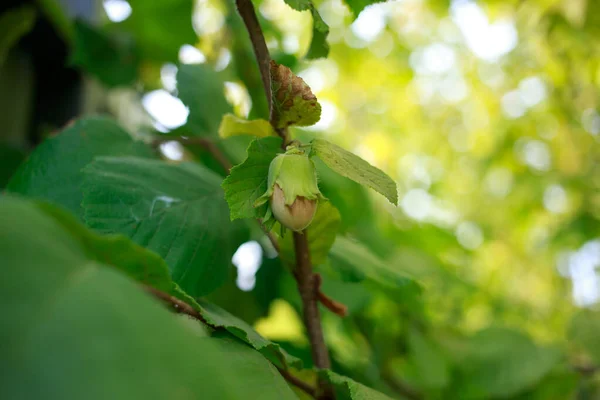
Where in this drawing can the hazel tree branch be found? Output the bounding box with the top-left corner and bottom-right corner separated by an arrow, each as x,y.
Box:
233,0 -> 334,396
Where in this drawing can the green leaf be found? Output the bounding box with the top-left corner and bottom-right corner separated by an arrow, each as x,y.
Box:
311,138 -> 398,205
0,143 -> 25,188
282,0 -> 329,59
451,327 -> 561,398
6,117 -> 156,218
118,0 -> 196,63
218,113 -> 276,138
70,20 -> 138,87
0,5 -> 36,66
407,328 -> 450,390
196,298 -> 302,369
177,64 -> 232,136
222,136 -> 283,221
318,370 -> 394,400
271,61 -> 322,128
329,236 -> 414,288
280,201 -> 341,266
569,309 -> 600,364
82,156 -> 247,297
342,0 -> 388,19
0,196 -> 296,400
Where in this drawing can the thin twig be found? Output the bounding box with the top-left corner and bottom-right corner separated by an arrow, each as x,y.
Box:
277,368 -> 318,398
314,274 -> 347,317
234,0 -> 272,118
143,285 -> 207,323
152,136 -> 232,173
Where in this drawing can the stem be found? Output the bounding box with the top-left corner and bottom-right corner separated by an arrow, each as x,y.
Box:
233,1 -> 334,396
277,368 -> 317,398
234,0 -> 272,118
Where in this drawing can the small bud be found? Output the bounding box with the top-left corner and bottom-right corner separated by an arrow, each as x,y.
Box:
254,146 -> 323,231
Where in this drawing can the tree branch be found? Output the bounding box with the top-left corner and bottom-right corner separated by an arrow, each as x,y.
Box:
152,136 -> 232,173
277,368 -> 318,398
234,0 -> 272,118
233,1 -> 334,397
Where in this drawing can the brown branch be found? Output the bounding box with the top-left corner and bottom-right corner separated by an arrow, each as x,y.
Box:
152,136 -> 232,173
278,368 -> 317,398
233,2 -> 334,397
294,231 -> 334,399
143,285 -> 207,323
315,274 -> 347,317
234,0 -> 272,118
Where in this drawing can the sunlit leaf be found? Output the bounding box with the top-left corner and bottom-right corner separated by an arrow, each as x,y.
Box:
218,113 -> 276,138
311,139 -> 398,205
282,0 -> 329,59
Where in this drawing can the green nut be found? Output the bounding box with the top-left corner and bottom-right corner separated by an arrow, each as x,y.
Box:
255,146 -> 323,231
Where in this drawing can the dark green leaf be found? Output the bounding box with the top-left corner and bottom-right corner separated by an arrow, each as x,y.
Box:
6,117 -> 156,218
407,328 -> 450,390
319,370 -> 394,400
0,143 -> 25,188
450,327 -> 561,398
118,0 -> 196,63
330,236 -> 414,287
311,139 -> 398,205
222,136 -> 283,221
82,156 -> 246,297
177,64 -> 232,136
0,196 -> 296,400
70,20 -> 138,87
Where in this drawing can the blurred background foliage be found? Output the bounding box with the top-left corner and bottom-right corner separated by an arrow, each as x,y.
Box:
2,0 -> 600,398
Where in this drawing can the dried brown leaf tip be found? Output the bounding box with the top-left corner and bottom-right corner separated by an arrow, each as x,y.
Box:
270,60 -> 322,129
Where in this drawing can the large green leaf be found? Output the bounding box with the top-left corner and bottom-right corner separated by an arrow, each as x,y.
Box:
6,117 -> 156,218
0,5 -> 36,66
280,201 -> 341,267
318,370 -> 394,400
329,236 -> 414,287
282,0 -> 329,59
82,156 -> 246,297
222,136 -> 283,221
450,327 -> 561,398
118,0 -> 196,63
70,20 -> 138,87
177,64 -> 232,136
14,197 -> 298,371
407,328 -> 450,390
0,196 -> 296,400
311,139 -> 398,205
